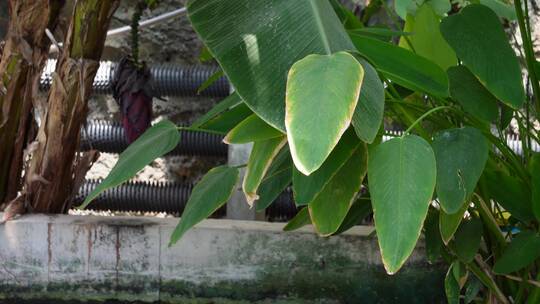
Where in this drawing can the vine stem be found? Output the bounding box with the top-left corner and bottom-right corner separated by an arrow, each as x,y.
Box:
404,106 -> 451,135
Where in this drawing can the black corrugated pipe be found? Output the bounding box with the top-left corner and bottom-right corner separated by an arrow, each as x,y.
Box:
41,60 -> 230,98
75,180 -> 297,221
81,120 -> 228,157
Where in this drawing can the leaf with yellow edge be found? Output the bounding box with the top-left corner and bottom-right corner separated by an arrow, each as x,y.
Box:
286,51 -> 364,175
243,136 -> 288,207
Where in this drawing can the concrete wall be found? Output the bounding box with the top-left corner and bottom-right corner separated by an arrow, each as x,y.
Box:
0,214 -> 444,303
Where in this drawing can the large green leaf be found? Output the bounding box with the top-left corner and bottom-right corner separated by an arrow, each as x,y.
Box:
224,114 -> 283,144
79,120 -> 180,209
188,0 -> 355,131
451,217 -> 483,263
531,153 -> 540,221
399,4 -> 457,70
447,66 -> 499,122
309,143 -> 368,236
432,127 -> 489,214
493,231 -> 540,274
368,135 -> 437,274
169,166 -> 239,245
351,35 -> 449,97
440,4 -> 525,108
243,136 -> 287,206
351,57 -> 385,144
484,170 -> 534,223
293,129 -> 360,206
286,52 -> 364,175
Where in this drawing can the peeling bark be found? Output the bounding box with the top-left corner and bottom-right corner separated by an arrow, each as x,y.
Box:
0,1 -> 65,204
25,0 -> 120,213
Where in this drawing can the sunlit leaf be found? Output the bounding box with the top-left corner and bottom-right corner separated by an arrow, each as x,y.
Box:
169,166 -> 239,245
79,120 -> 180,209
286,52 -> 364,175
368,135 -> 437,274
399,4 -> 457,70
188,0 -> 355,131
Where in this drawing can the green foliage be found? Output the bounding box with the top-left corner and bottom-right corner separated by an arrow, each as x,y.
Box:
188,0 -> 355,131
79,120 -> 180,209
225,114 -> 283,144
432,127 -> 489,214
440,4 -> 525,108
351,35 -> 449,97
286,52 -> 364,175
493,231 -> 540,274
91,1 -> 540,301
169,166 -> 239,246
447,66 -> 499,122
309,143 -> 367,236
368,135 -> 436,274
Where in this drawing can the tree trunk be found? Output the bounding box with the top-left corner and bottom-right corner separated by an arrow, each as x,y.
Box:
25,0 -> 120,213
0,1 -> 65,204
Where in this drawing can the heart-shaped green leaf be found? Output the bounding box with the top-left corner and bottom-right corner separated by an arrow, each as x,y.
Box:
432,127 -> 489,214
169,166 -> 239,246
225,114 -> 284,144
243,136 -> 287,206
309,143 -> 368,236
286,52 -> 364,175
493,231 -> 540,274
188,0 -> 355,131
351,35 -> 449,97
79,120 -> 180,209
368,135 -> 437,274
447,66 -> 499,122
440,4 -> 525,108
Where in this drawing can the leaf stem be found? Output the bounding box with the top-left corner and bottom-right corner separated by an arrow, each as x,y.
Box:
514,0 -> 540,115
404,106 -> 451,135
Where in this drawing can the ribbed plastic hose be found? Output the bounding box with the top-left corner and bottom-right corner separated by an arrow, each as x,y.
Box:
41,59 -> 230,97
81,120 -> 227,157
76,180 -> 297,221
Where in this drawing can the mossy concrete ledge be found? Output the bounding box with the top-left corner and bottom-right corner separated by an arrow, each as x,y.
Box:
0,213 -> 444,303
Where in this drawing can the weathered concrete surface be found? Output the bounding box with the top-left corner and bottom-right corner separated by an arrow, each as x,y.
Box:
0,214 -> 444,303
